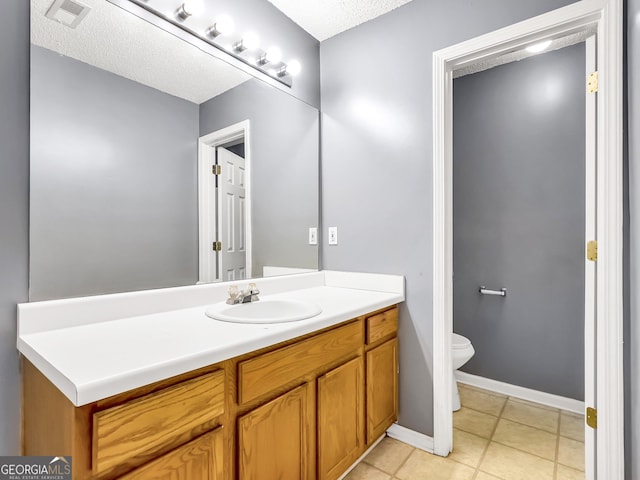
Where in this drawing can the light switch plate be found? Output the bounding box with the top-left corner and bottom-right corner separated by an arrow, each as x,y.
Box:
328,227 -> 338,245
308,227 -> 318,245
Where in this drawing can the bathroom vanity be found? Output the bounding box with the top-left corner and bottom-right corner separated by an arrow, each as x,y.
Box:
18,271 -> 403,480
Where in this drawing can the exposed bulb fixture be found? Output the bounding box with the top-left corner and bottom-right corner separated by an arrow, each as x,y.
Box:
277,60 -> 301,77
143,1 -> 299,86
234,32 -> 260,52
206,14 -> 234,37
176,0 -> 204,19
259,46 -> 282,65
526,40 -> 552,53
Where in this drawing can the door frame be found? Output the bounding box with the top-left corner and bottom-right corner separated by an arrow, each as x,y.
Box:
198,120 -> 252,283
432,1 -> 623,479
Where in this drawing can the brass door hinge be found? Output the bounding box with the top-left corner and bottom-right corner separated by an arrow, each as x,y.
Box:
212,241 -> 222,252
586,406 -> 597,429
587,240 -> 598,262
587,71 -> 598,93
212,164 -> 221,175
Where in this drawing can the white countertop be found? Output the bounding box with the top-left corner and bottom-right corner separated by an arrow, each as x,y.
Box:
18,271 -> 404,406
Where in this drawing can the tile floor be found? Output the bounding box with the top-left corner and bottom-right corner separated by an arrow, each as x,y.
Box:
346,384 -> 585,480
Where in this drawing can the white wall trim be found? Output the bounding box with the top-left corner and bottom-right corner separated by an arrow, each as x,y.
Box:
455,371 -> 585,414
432,0 -> 624,477
386,424 -> 434,453
595,2 -> 624,478
198,120 -> 252,283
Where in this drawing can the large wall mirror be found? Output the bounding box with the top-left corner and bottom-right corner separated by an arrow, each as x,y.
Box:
29,0 -> 319,301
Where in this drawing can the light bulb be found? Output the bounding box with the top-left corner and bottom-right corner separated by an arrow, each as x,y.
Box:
265,47 -> 282,64
242,32 -> 260,50
286,59 -> 301,76
526,40 -> 552,53
182,0 -> 204,16
178,0 -> 204,18
214,15 -> 234,36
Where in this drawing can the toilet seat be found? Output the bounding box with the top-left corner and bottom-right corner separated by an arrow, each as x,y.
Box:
452,333 -> 471,349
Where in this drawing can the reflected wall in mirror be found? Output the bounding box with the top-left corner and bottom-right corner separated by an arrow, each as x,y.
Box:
29,0 -> 319,301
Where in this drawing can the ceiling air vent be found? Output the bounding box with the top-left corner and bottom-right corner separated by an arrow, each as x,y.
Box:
45,0 -> 91,29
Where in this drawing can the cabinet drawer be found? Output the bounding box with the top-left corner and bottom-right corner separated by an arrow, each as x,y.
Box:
366,307 -> 398,344
119,428 -> 224,480
92,370 -> 225,475
238,320 -> 363,404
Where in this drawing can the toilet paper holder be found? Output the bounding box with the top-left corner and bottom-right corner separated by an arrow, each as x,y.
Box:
479,286 -> 507,297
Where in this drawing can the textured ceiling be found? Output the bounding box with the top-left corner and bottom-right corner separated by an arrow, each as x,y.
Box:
31,0 -> 251,104
453,28 -> 596,79
266,0 -> 415,41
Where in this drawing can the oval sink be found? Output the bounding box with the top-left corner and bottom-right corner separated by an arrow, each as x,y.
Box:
205,299 -> 322,324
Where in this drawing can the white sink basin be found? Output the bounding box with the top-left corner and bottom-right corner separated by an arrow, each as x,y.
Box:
205,299 -> 322,324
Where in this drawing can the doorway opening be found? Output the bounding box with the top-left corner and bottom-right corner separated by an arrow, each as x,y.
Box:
198,120 -> 252,283
451,38 -> 591,474
432,1 -> 623,478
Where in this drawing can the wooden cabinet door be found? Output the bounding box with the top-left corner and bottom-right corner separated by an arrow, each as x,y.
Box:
366,338 -> 398,443
317,357 -> 364,480
119,428 -> 223,480
238,384 -> 311,480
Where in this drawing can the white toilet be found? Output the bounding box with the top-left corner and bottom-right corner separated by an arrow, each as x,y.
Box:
452,333 -> 475,411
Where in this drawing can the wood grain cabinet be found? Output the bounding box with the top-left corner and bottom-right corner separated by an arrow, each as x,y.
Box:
92,370 -> 225,475
317,357 -> 365,480
366,338 -> 399,443
119,428 -> 224,480
238,384 -> 311,480
23,304 -> 399,480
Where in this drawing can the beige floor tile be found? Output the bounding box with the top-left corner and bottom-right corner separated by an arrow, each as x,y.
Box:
449,428 -> 489,468
556,464 -> 586,480
395,449 -> 475,480
458,385 -> 507,416
560,411 -> 585,442
501,399 -> 559,433
558,436 -> 585,471
362,437 -> 413,475
492,418 -> 558,460
453,407 -> 498,438
479,442 -> 555,480
475,473 -> 504,480
344,463 -> 391,480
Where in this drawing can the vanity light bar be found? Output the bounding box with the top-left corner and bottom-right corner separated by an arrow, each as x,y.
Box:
127,0 -> 301,88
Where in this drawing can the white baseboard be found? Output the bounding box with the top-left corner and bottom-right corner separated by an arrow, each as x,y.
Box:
386,424 -> 434,453
455,371 -> 585,414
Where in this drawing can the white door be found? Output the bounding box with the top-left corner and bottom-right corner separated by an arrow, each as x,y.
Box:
217,147 -> 247,282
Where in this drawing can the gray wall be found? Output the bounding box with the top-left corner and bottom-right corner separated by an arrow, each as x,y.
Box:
320,0 -> 577,435
200,79 -> 319,276
0,0 -> 29,455
629,0 -> 640,476
30,45 -> 199,301
453,44 -> 585,400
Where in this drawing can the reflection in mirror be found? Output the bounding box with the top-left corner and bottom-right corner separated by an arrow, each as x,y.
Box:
29,0 -> 319,301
